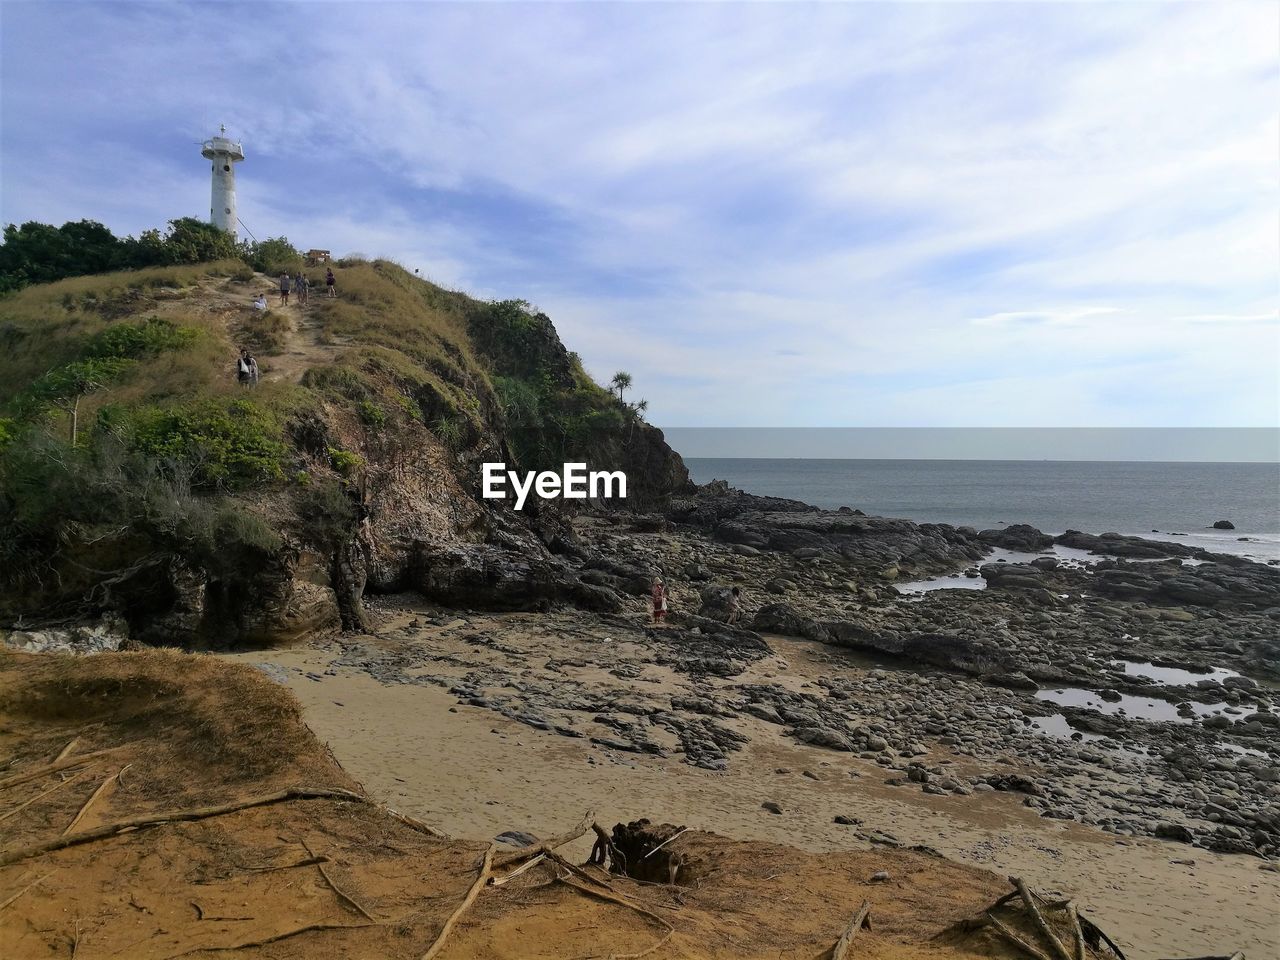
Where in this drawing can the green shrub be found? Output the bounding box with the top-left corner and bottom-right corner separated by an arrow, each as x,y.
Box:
494,375 -> 542,428
129,399 -> 288,488
357,400 -> 386,429
243,236 -> 302,276
433,416 -> 463,451
394,394 -> 421,421
293,480 -> 358,549
86,316 -> 197,359
327,447 -> 363,477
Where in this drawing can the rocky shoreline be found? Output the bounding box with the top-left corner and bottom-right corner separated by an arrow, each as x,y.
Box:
7,483 -> 1279,864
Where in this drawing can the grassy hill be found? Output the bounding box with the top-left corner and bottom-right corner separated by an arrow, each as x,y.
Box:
0,258 -> 689,644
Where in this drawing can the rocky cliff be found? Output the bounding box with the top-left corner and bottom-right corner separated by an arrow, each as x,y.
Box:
0,259 -> 690,647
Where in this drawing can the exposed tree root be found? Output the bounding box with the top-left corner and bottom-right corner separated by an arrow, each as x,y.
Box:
0,786 -> 367,868
298,837 -> 379,923
63,764 -> 129,836
0,744 -> 135,792
163,922 -> 374,958
0,771 -> 86,824
552,871 -> 675,960
420,843 -> 495,960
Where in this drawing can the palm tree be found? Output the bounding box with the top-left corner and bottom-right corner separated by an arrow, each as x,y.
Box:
610,370 -> 632,403
626,398 -> 649,444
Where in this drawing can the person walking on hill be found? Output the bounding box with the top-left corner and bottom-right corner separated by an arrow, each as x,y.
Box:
295,272 -> 308,305
278,272 -> 291,305
325,267 -> 336,298
651,577 -> 668,624
236,348 -> 259,388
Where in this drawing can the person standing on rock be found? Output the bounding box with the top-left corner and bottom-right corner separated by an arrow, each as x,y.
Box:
325,267 -> 336,298
727,585 -> 743,625
278,272 -> 291,305
651,577 -> 668,624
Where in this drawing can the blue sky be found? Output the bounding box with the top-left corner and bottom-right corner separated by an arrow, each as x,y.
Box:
2,1 -> 1277,430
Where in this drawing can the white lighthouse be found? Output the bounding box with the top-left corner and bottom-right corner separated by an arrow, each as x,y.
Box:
200,125 -> 245,238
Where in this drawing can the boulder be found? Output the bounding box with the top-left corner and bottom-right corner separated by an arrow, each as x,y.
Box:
978,524 -> 1054,552
697,585 -> 736,621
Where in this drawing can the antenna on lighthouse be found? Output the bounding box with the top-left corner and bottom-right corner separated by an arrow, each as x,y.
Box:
200,126 -> 245,239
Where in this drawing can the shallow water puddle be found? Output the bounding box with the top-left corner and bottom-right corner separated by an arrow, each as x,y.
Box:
1111,659 -> 1239,687
898,545 -> 1095,595
1035,687 -> 1227,723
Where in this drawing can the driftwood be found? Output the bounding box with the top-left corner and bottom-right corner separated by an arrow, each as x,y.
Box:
420,844 -> 495,960
488,853 -> 546,886
546,849 -> 615,891
0,786 -> 367,868
53,738 -> 80,763
831,900 -> 872,960
63,764 -> 129,836
492,810 -> 594,869
986,911 -> 1054,960
0,744 -> 134,792
1013,876 -> 1073,960
941,878 -> 1134,960
1065,902 -> 1085,960
0,771 -> 86,824
590,820 -> 616,867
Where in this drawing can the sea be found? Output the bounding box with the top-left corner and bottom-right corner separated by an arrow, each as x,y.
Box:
683,458 -> 1280,563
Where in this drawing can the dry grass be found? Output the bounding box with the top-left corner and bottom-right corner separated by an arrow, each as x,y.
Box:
307,259 -> 488,388
0,649 -> 344,804
232,308 -> 292,356
0,261 -> 244,408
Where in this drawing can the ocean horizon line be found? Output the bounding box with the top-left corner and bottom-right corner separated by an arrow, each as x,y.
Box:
681,455 -> 1280,465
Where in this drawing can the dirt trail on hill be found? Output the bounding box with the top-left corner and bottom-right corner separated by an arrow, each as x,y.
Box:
0,649 -> 1150,960
206,273 -> 347,383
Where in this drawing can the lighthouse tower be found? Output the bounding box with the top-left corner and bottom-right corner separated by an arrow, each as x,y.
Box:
200,126 -> 245,238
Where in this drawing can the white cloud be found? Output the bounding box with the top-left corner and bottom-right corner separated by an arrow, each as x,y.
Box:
1,1 -> 1276,428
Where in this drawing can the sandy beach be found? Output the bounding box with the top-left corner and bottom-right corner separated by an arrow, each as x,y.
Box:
227,604 -> 1280,960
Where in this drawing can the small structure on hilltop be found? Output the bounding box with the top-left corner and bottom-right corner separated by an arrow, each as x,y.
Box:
306,249 -> 331,265
200,125 -> 245,238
